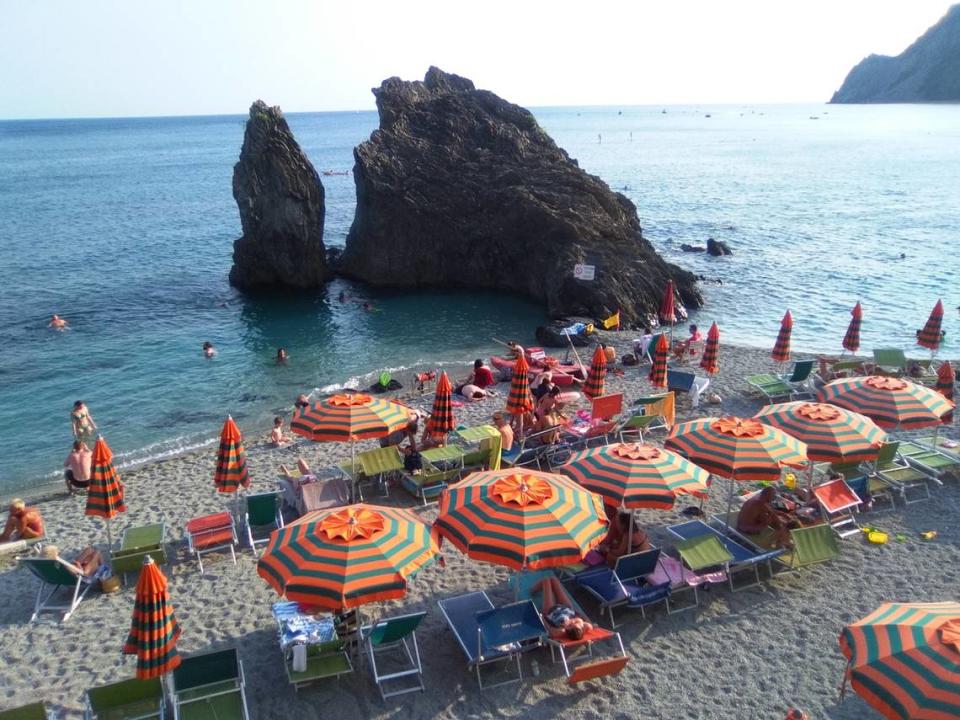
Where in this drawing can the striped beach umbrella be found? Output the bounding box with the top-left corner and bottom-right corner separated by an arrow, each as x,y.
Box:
754,402 -> 886,464
433,469 -> 607,570
772,310 -> 793,364
86,435 -> 126,547
839,601 -> 960,720
699,321 -> 720,375
842,301 -> 862,354
917,299 -> 944,352
583,345 -> 607,399
506,353 -> 534,416
818,376 -> 955,431
936,362 -> 954,424
123,556 -> 181,679
291,393 -> 410,442
562,442 -> 709,510
214,416 -> 249,494
425,371 -> 455,439
659,279 -> 676,327
257,504 -> 439,610
648,333 -> 669,387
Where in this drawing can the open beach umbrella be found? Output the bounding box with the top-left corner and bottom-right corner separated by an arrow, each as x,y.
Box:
214,416 -> 249,494
842,302 -> 862,355
257,504 -> 439,610
772,310 -> 792,364
936,361 -> 954,424
648,333 -> 669,388
433,469 -> 607,571
86,435 -> 126,548
917,299 -> 944,352
583,345 -> 607,399
817,376 -> 955,431
562,442 -> 709,510
839,601 -> 960,720
123,556 -> 181,680
699,321 -> 720,375
424,371 -> 455,439
506,353 -> 534,416
754,402 -> 886,464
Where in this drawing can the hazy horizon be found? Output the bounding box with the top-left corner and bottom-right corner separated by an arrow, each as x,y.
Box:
1,0 -> 955,121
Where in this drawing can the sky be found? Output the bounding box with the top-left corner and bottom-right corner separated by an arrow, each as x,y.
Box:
0,0 -> 955,119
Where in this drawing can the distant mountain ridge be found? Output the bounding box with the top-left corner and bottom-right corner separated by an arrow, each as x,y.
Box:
831,4 -> 960,103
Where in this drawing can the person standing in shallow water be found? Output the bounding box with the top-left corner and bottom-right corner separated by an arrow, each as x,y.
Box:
71,401 -> 96,445
276,348 -> 288,363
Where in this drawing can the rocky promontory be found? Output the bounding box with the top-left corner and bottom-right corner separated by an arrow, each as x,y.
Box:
831,4 -> 960,103
229,101 -> 329,290
339,67 -> 701,325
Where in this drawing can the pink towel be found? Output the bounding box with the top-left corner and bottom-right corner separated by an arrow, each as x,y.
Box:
646,554 -> 726,587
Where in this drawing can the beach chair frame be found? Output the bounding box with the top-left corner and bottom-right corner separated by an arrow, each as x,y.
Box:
171,648 -> 251,720
668,519 -> 784,591
362,611 -> 427,699
185,512 -> 238,574
0,703 -> 49,720
243,491 -> 283,555
573,549 -> 670,627
20,557 -> 93,624
85,677 -> 165,720
112,523 -> 167,585
813,478 -> 863,538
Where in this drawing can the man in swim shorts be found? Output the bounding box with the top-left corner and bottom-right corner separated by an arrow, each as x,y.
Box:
0,500 -> 44,542
64,440 -> 92,494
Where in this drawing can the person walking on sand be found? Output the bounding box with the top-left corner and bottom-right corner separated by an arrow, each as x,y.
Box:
49,314 -> 69,330
64,440 -> 92,494
71,401 -> 97,445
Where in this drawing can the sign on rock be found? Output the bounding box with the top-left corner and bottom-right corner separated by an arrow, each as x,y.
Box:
573,263 -> 595,281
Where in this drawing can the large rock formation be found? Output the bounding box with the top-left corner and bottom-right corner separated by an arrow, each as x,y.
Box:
229,101 -> 329,290
831,4 -> 960,103
340,68 -> 701,325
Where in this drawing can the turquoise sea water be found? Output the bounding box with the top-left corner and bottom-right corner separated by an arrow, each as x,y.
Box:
0,104 -> 958,492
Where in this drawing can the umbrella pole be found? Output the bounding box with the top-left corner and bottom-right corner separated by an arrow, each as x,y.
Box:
105,518 -> 113,556
723,476 -> 736,536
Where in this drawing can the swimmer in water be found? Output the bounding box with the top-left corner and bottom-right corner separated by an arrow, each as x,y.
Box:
49,314 -> 69,330
362,302 -> 372,312
277,348 -> 288,363
202,341 -> 216,358
338,291 -> 346,303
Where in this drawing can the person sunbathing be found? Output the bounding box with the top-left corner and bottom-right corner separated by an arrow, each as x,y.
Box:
279,458 -> 314,482
42,545 -> 103,577
737,486 -> 792,548
532,576 -> 593,641
0,499 -> 44,542
603,512 -> 652,568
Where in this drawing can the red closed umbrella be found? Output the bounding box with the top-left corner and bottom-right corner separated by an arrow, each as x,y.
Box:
917,299 -> 944,352
842,302 -> 862,355
214,416 -> 249,494
86,436 -> 127,548
699,322 -> 720,375
659,279 -> 676,336
506,354 -> 534,416
772,310 -> 792,364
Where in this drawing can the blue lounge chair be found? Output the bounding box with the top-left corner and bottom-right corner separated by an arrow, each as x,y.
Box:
666,520 -> 785,590
362,611 -> 427,700
438,592 -> 545,691
573,549 -> 671,627
19,556 -> 95,624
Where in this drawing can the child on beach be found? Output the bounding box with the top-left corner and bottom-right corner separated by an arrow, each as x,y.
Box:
270,417 -> 291,447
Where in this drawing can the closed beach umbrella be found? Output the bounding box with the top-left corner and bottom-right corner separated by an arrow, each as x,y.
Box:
842,301 -> 862,355
772,310 -> 792,364
917,299 -> 944,352
659,279 -> 676,327
506,353 -> 534,416
433,469 -> 607,570
648,333 -> 669,388
699,321 -> 720,375
562,442 -> 709,510
425,371 -> 455,439
257,504 -> 439,610
86,435 -> 126,548
818,376 -> 955,431
583,345 -> 607,399
123,556 -> 181,679
839,601 -> 960,720
214,416 -> 249,494
754,402 -> 886,464
936,361 -> 954,424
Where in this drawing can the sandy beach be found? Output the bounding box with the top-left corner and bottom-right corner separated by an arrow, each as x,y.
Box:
1,337 -> 957,720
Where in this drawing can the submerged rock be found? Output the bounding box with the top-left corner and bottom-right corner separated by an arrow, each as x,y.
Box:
681,244 -> 707,253
707,238 -> 732,256
340,67 -> 701,325
229,101 -> 329,290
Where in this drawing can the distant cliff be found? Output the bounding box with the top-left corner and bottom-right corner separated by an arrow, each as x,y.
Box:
831,4 -> 960,103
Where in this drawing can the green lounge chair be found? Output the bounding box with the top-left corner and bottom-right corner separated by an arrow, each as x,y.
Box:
243,491 -> 283,555
20,556 -> 94,623
0,702 -> 48,720
85,677 -> 164,720
460,448 -> 489,473
898,440 -> 960,482
286,639 -> 353,691
745,360 -> 814,402
362,611 -> 427,699
872,348 -> 907,376
830,359 -> 864,378
872,441 -> 933,504
617,412 -> 666,444
112,524 -> 167,584
776,523 -> 840,571
674,534 -> 734,578
171,648 -> 250,720
400,467 -> 460,505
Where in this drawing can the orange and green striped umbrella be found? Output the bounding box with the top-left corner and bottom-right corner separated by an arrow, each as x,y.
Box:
257,504 -> 439,610
917,300 -> 944,351
291,393 -> 410,442
936,362 -> 954,424
583,345 -> 607,399
843,301 -> 862,354
665,416 -> 808,481
123,556 -> 181,679
432,469 -> 607,570
562,442 -> 709,510
425,371 -> 455,438
86,436 -> 126,547
506,353 -> 534,416
839,601 -> 960,720
754,402 -> 886,464
772,310 -> 792,363
648,333 -> 669,387
214,416 -> 249,494
699,321 -> 720,375
818,376 -> 955,431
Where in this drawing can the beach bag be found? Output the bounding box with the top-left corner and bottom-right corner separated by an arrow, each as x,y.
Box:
404,451 -> 423,473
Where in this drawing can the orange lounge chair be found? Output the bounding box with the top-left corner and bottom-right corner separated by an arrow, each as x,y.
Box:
186,512 -> 238,573
813,478 -> 863,538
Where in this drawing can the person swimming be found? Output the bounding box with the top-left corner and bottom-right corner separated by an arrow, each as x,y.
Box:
276,348 -> 288,363
48,314 -> 69,330
202,341 -> 216,358
338,291 -> 346,303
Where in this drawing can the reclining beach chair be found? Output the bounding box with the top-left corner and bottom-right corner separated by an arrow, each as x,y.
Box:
745,360 -> 815,402
573,549 -> 671,628
667,370 -> 711,409
111,523 -> 167,584
872,348 -> 907,376
243,491 -> 283,555
511,570 -> 628,684
438,591 -> 545,691
812,478 -> 863,538
401,467 -> 460,505
171,648 -> 251,720
814,460 -> 894,512
362,611 -> 427,699
898,440 -> 960,483
667,519 -> 782,591
272,601 -> 353,690
778,523 -> 841,572
20,556 -> 94,623
286,639 -> 353,690
872,441 -> 934,504
185,512 -> 237,574
0,703 -> 49,720
830,359 -> 865,378
501,427 -> 563,470
85,677 -> 165,720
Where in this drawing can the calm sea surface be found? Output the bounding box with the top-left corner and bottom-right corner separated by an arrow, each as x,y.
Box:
0,104 -> 957,492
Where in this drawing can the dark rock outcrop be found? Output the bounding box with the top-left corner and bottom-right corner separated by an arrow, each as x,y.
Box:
707,238 -> 732,256
229,101 -> 329,290
681,244 -> 706,253
340,67 -> 701,325
831,4 -> 960,103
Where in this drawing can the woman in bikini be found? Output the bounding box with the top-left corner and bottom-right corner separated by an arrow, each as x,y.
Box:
71,401 -> 97,445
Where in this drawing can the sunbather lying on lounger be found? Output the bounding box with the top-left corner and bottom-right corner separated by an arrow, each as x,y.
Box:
737,487 -> 794,549
532,576 -> 593,641
42,545 -> 103,577
279,458 -> 314,482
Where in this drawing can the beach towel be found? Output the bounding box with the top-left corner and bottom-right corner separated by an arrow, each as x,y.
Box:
646,553 -> 726,587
